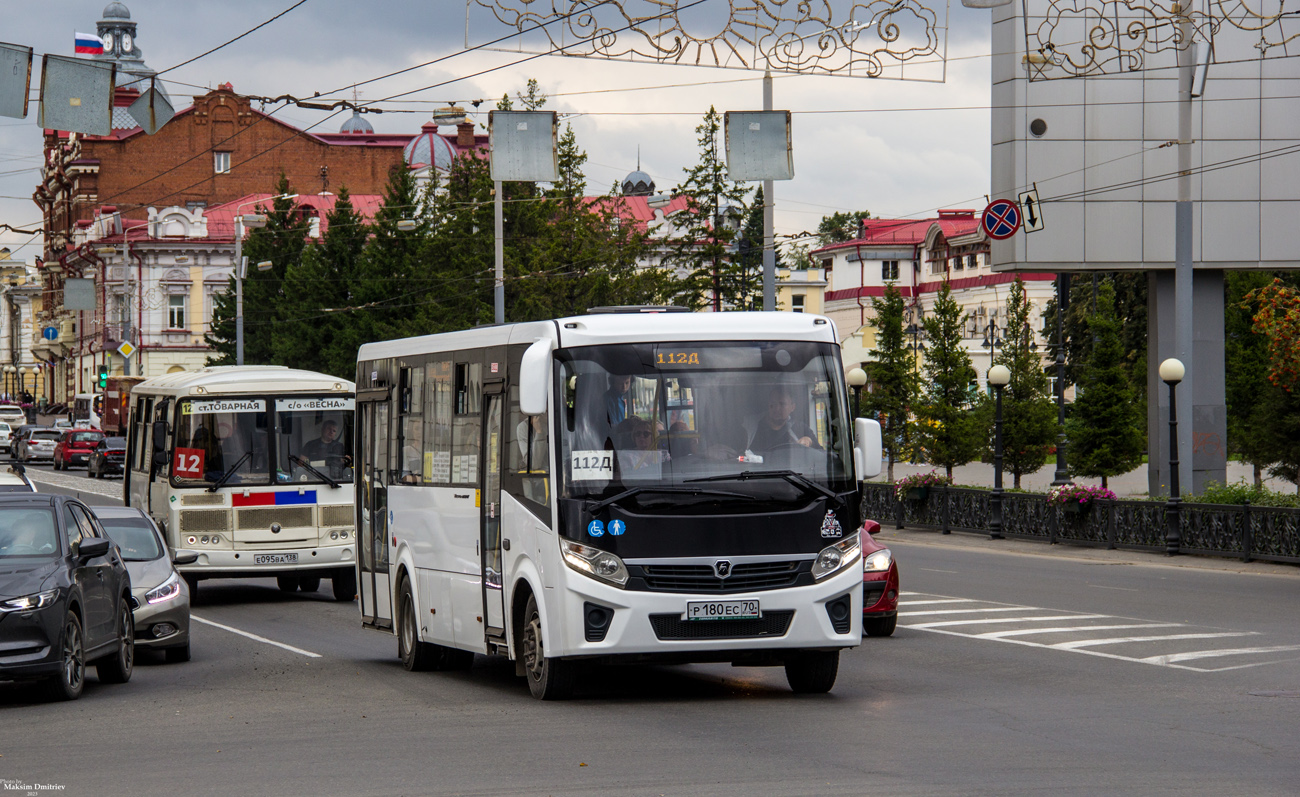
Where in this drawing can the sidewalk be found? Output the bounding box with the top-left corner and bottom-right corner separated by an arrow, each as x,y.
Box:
872,522 -> 1300,579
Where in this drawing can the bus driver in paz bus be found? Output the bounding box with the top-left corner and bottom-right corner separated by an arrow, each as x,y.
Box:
299,420 -> 351,476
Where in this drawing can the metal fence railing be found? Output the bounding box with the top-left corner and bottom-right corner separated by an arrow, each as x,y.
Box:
861,482 -> 1300,565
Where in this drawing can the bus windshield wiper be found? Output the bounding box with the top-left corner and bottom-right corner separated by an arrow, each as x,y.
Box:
586,485 -> 752,514
206,452 -> 252,493
291,455 -> 341,489
685,469 -> 842,507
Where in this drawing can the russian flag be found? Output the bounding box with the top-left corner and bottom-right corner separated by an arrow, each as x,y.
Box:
74,32 -> 104,55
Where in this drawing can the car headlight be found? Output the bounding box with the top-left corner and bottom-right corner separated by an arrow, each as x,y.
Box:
146,572 -> 182,605
811,533 -> 861,582
561,539 -> 629,588
863,548 -> 893,573
0,589 -> 57,613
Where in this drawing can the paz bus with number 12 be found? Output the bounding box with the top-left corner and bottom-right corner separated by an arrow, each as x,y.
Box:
354,308 -> 882,699
123,367 -> 358,602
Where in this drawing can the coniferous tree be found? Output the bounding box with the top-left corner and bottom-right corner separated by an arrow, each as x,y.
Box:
815,210 -> 872,245
993,278 -> 1058,488
1064,282 -> 1144,488
915,283 -> 982,479
1226,271 -> 1276,484
730,186 -> 775,310
664,106 -> 751,311
861,283 -> 917,481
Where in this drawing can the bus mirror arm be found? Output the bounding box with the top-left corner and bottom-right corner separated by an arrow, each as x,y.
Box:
151,420 -> 169,452
853,418 -> 882,480
520,338 -> 555,416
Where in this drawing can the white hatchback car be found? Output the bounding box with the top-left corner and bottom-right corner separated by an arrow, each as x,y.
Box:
0,422 -> 10,451
0,406 -> 24,427
18,429 -> 61,462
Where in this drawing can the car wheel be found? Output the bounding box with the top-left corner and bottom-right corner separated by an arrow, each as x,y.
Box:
164,642 -> 191,664
298,575 -> 321,593
331,567 -> 356,602
52,457 -> 60,470
277,575 -> 300,593
95,601 -> 135,684
784,650 -> 839,694
46,612 -> 86,701
863,614 -> 897,638
522,593 -> 575,700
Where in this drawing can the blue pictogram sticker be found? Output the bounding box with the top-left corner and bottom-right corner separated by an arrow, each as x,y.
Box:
609,519 -> 626,536
587,519 -> 605,537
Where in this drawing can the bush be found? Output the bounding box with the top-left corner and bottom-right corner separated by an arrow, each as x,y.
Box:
1047,483 -> 1117,505
1187,480 -> 1300,508
894,471 -> 950,500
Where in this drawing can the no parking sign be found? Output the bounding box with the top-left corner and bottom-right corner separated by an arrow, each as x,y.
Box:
981,199 -> 1022,240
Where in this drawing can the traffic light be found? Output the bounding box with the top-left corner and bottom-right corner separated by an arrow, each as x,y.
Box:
97,365 -> 108,389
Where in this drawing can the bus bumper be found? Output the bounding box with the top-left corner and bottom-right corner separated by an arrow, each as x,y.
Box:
175,544 -> 355,574
547,563 -> 862,659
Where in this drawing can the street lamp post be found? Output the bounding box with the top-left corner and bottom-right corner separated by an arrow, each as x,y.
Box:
981,318 -> 1001,373
988,364 -> 1011,540
233,194 -> 297,366
1051,274 -> 1071,486
1160,358 -> 1185,556
97,220 -> 151,376
3,365 -> 14,399
847,367 -> 867,420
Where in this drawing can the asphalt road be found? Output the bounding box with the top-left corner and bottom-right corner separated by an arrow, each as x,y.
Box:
4,462 -> 1300,795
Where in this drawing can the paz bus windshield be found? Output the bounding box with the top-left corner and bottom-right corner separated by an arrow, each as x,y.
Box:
556,341 -> 855,502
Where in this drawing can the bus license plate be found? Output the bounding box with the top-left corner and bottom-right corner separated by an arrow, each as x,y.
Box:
254,553 -> 298,565
683,600 -> 760,621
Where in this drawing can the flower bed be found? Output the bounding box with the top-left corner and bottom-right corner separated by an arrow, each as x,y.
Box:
895,471 -> 950,501
1047,483 -> 1118,506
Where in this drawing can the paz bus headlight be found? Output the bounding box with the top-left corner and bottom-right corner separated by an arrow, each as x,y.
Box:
561,539 -> 629,588
811,533 -> 861,582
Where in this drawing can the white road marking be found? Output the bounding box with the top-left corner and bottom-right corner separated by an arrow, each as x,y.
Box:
917,568 -> 958,574
1049,632 -> 1255,650
978,623 -> 1182,639
1142,645 -> 1300,666
900,599 -> 974,606
900,606 -> 1035,617
192,615 -> 322,658
911,614 -> 1108,630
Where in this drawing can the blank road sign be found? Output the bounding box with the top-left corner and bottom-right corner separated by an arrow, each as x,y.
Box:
489,110 -> 558,182
724,111 -> 794,181
0,42 -> 33,120
39,55 -> 115,136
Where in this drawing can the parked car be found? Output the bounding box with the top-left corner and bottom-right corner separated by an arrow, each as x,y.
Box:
8,425 -> 37,458
0,464 -> 37,493
0,422 -> 11,452
0,405 -> 26,426
17,429 -> 62,463
92,506 -> 194,663
0,494 -> 135,700
87,437 -> 127,479
862,520 -> 899,637
52,430 -> 105,471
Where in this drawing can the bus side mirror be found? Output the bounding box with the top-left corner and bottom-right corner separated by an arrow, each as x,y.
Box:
151,421 -> 168,451
520,337 -> 555,416
854,418 -> 882,480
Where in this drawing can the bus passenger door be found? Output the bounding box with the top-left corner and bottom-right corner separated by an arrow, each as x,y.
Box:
358,393 -> 393,629
480,386 -> 506,639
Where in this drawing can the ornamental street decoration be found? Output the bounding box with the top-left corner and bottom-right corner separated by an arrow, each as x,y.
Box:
468,0 -> 949,81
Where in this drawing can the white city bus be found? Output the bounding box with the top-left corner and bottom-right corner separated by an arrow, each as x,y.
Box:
125,367 -> 358,601
355,309 -> 881,699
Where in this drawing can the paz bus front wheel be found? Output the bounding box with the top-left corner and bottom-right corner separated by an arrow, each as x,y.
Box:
332,567 -> 356,602
785,650 -> 839,694
521,594 -> 576,700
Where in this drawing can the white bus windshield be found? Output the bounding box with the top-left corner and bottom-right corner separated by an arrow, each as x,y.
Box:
171,398 -> 269,486
275,398 -> 355,484
556,341 -> 855,501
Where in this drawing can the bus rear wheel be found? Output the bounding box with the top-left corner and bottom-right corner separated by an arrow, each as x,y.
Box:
785,650 -> 839,694
331,567 -> 356,602
298,575 -> 321,593
521,594 -> 575,700
277,576 -> 300,593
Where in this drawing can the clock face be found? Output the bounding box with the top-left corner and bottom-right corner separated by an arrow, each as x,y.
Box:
122,33 -> 133,53
102,32 -> 114,52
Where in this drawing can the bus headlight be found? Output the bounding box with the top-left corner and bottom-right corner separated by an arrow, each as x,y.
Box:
811,533 -> 861,582
561,539 -> 628,588
863,548 -> 893,573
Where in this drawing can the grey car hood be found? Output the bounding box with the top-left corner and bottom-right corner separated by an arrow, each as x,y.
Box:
0,559 -> 60,601
126,556 -> 175,597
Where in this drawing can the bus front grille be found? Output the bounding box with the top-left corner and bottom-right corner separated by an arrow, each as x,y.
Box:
237,507 -> 314,530
635,561 -> 807,593
319,505 -> 353,527
179,509 -> 230,533
648,611 -> 794,640
181,493 -> 225,506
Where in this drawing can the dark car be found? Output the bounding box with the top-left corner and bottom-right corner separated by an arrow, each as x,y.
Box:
8,424 -> 38,458
53,430 -> 106,471
861,519 -> 899,637
87,436 -> 128,479
92,506 -> 194,663
0,495 -> 135,700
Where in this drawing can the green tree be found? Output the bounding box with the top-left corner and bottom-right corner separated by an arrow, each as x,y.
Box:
1226,271 -> 1277,484
731,185 -> 776,310
993,278 -> 1059,488
205,175 -> 310,366
664,106 -> 751,311
816,210 -> 872,245
1248,383 -> 1300,492
861,283 -> 917,481
916,283 -> 982,479
1044,272 -> 1147,400
1065,282 -> 1145,488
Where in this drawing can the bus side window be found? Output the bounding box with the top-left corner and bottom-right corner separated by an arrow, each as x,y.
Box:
138,397 -> 155,473
451,362 -> 481,484
507,371 -> 550,513
398,365 -> 424,484
425,359 -> 453,484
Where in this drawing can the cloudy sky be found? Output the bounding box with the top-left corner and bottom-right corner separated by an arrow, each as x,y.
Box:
0,0 -> 996,262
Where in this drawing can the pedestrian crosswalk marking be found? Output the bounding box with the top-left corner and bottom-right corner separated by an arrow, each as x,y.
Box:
899,592 -> 1300,673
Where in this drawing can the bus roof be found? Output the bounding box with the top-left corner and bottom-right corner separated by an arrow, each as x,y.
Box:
131,366 -> 355,397
357,311 -> 840,362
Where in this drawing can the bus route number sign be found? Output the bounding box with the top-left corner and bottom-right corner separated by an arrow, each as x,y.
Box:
174,447 -> 205,479
571,451 -> 613,481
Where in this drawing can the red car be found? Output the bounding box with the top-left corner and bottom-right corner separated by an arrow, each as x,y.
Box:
861,519 -> 899,637
52,430 -> 105,470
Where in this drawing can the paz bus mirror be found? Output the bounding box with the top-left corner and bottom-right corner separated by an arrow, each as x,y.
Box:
854,417 -> 882,480
151,420 -> 168,451
520,337 -> 555,416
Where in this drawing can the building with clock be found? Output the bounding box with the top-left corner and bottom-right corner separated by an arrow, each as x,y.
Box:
91,2 -> 163,98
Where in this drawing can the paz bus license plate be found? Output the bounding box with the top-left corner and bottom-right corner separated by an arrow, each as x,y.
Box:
254,553 -> 298,565
683,600 -> 760,621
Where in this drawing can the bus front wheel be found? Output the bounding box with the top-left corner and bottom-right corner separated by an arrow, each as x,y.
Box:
398,577 -> 437,672
331,567 -> 356,602
785,650 -> 839,694
521,594 -> 576,700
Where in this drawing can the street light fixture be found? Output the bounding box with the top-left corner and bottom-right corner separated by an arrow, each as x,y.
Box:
1159,357 -> 1185,556
396,219 -> 417,232
847,367 -> 867,419
988,364 -> 1011,540
234,194 -> 297,366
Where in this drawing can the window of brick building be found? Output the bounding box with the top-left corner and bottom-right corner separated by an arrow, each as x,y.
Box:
882,260 -> 899,281
791,295 -> 805,313
213,152 -> 231,174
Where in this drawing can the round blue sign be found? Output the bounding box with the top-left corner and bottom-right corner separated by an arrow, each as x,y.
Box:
587,519 -> 605,537
981,199 -> 1022,240
608,520 -> 626,536
42,326 -> 58,341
